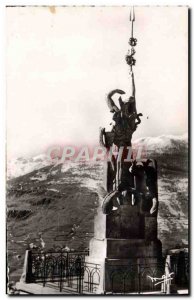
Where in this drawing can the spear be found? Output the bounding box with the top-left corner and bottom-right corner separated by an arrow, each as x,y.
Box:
130,6 -> 135,39
126,7 -> 137,71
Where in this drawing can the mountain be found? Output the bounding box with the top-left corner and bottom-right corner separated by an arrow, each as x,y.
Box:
7,133 -> 188,180
7,154 -> 53,180
133,133 -> 188,153
6,133 -> 188,284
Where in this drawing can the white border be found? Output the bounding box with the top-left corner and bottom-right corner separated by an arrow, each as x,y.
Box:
2,0 -> 193,6
0,1 -> 192,299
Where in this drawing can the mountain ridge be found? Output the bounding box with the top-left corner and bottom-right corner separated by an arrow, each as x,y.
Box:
7,133 -> 188,180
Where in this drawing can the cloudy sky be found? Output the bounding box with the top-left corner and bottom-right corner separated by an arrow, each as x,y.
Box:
6,6 -> 188,158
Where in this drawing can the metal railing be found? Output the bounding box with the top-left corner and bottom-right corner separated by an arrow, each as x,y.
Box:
109,254 -> 189,294
25,249 -> 100,293
109,261 -> 166,294
24,249 -> 189,294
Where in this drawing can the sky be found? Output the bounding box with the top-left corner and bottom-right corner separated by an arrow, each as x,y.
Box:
6,6 -> 188,158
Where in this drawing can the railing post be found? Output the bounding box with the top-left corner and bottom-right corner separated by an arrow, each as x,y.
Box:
78,257 -> 82,294
43,253 -> 46,287
89,266 -> 93,293
138,264 -> 141,294
123,275 -> 126,295
25,250 -> 32,283
161,275 -> 166,293
59,251 -> 63,292
66,252 -> 69,278
165,255 -> 171,294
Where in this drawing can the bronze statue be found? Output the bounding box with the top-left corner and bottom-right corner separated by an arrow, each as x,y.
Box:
100,48 -> 157,216
105,71 -> 142,147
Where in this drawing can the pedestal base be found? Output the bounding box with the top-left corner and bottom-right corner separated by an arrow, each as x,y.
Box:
86,237 -> 162,294
86,183 -> 162,294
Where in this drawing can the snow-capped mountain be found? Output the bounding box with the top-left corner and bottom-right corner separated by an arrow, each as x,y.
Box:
133,133 -> 188,153
7,133 -> 188,180
7,154 -> 53,180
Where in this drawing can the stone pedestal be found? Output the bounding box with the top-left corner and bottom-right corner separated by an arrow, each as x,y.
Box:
86,201 -> 162,294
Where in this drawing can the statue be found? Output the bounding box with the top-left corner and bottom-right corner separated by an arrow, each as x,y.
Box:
99,9 -> 158,217
86,9 -> 162,294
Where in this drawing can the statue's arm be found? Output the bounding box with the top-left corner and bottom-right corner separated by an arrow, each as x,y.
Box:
130,71 -> 135,98
129,71 -> 137,113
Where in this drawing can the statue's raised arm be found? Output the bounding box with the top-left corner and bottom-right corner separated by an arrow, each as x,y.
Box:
131,71 -> 135,98
128,70 -> 137,114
